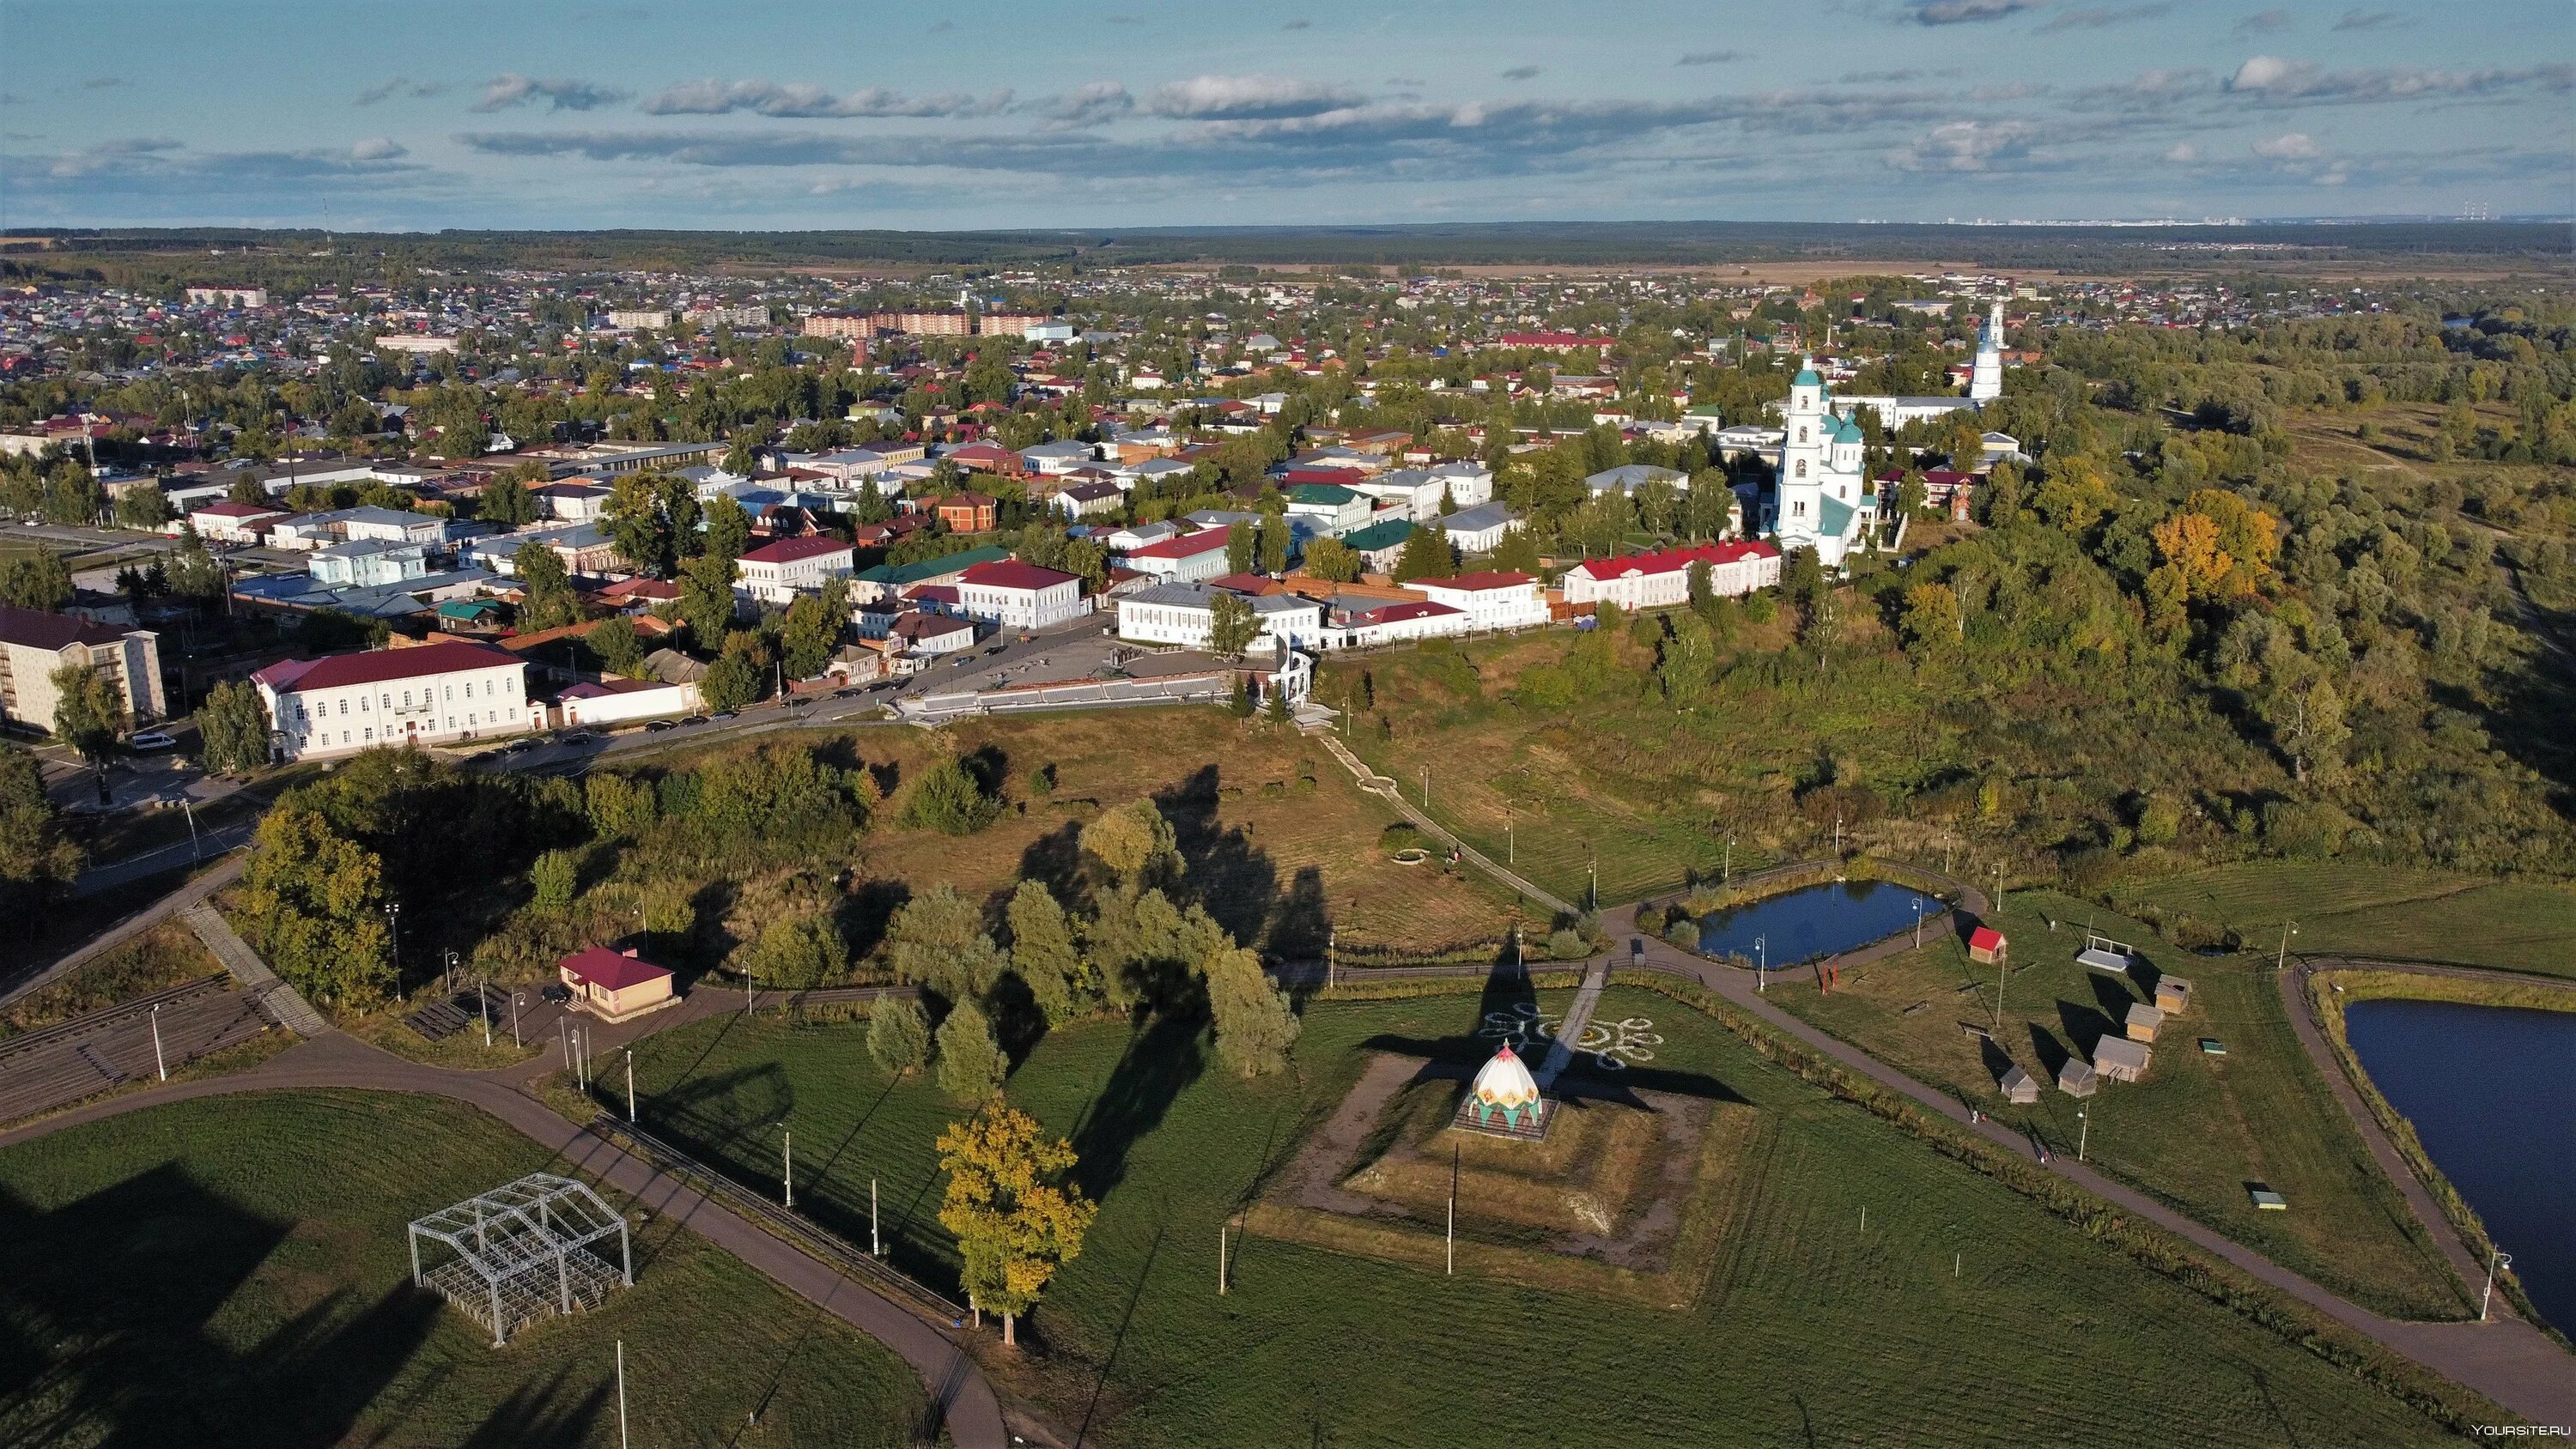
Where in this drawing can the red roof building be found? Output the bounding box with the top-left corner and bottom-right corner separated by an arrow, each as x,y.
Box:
557,945 -> 677,1021
935,493 -> 999,534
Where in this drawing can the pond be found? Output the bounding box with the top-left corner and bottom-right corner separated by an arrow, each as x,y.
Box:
2342,997 -> 2576,1335
1697,879 -> 1945,967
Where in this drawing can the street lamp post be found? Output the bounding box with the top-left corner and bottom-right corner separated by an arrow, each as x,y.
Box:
1723,835 -> 1732,886
1913,895 -> 1923,948
510,991 -> 523,1048
2077,1106 -> 2090,1162
151,1003 -> 167,1082
1755,934 -> 1767,994
182,797 -> 201,862
384,902 -> 401,982
2275,920 -> 2299,972
2482,1246 -> 2513,1322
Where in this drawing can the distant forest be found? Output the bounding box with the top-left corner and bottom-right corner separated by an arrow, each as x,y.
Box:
3,220 -> 2567,282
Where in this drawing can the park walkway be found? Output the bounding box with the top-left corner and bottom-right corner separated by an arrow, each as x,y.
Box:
1312,732 -> 1577,918
0,1016 -> 1007,1448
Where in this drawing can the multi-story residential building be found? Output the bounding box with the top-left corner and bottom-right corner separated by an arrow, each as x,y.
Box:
269,506 -> 447,552
187,500 -> 289,543
1284,483 -> 1373,537
1118,527 -> 1233,583
955,560 -> 1082,630
605,309 -> 672,330
1558,540 -> 1783,610
0,607 -> 166,731
253,640 -> 534,761
736,536 -> 856,605
977,312 -> 1051,336
310,538 -> 434,587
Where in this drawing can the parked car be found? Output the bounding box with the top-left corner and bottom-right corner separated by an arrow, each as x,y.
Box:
831,687 -> 863,700
125,731 -> 179,752
540,983 -> 572,1004
645,719 -> 676,732
681,715 -> 709,726
708,711 -> 738,723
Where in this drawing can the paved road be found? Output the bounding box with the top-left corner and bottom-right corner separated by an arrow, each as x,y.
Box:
0,853 -> 247,1010
0,1016 -> 1008,1448
71,826 -> 253,897
0,976 -> 276,1123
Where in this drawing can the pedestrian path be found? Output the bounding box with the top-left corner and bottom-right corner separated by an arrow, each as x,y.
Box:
180,903 -> 329,1036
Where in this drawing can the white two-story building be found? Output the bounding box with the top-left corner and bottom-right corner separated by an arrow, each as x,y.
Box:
737,536 -> 856,605
1559,540 -> 1783,611
252,640 -> 537,761
955,560 -> 1083,630
1117,581 -> 1324,652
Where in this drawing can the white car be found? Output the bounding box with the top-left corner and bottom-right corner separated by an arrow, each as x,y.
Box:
126,731 -> 180,752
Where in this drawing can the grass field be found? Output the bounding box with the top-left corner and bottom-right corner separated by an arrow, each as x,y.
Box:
1766,888 -> 2472,1321
1,919 -> 220,1039
0,1091 -> 930,1446
2115,862 -> 2576,979
613,986 -> 2464,1446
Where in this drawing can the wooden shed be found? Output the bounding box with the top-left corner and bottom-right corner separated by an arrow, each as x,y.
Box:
2056,1058 -> 2099,1098
1999,1064 -> 2039,1105
2154,976 -> 2193,1015
2124,1002 -> 2165,1043
2093,1036 -> 2152,1082
1967,925 -> 2008,966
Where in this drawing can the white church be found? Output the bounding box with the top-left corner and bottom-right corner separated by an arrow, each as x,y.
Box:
1746,303 -> 2007,570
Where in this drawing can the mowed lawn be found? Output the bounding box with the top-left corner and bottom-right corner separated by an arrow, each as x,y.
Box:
2117,862 -> 2576,979
617,988 -> 2461,1446
845,709 -> 1521,960
1770,888 -> 2471,1321
0,1091 -> 928,1447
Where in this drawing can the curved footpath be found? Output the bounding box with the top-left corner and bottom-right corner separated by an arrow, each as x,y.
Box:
0,988 -> 1009,1449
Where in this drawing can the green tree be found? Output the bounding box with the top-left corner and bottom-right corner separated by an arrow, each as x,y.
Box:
0,552 -> 73,611
935,1100 -> 1096,1345
780,590 -> 841,680
703,493 -> 753,565
678,551 -> 738,645
1079,797 -> 1178,888
699,629 -> 764,713
603,474 -> 677,576
902,755 -> 1002,835
868,995 -> 932,1074
1302,536 -> 1362,583
934,999 -> 1008,1102
586,615 -> 644,676
1489,529 -> 1543,575
196,680 -> 272,773
1390,525 -> 1454,583
886,882 -> 1011,1003
512,543 -> 584,631
529,849 -> 579,913
1656,614 -> 1717,707
754,912 -> 849,988
1686,558 -> 1715,620
1224,521 -> 1256,575
1206,590 -> 1260,659
1005,880 -> 1091,1024
1206,944 -> 1299,1076
1257,518 -> 1290,573
114,487 -> 172,530
480,476 -> 537,526
165,524 -> 227,603
236,803 -> 392,1009
0,746 -> 82,931
49,663 -> 124,767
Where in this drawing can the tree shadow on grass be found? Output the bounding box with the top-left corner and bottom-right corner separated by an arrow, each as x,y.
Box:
456,1366 -> 613,1449
0,1167 -> 441,1449
835,877 -> 911,963
1066,1010 -> 1206,1205
2026,1021 -> 2073,1077
2057,998 -> 2117,1059
1016,819 -> 1090,913
1071,1216 -> 1165,1449
1152,765 -> 1280,950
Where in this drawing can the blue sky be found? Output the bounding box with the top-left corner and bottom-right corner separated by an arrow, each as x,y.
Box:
3,0 -> 2568,230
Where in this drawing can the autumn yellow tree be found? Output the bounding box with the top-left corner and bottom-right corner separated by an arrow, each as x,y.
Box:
935,1100 -> 1097,1347
2152,489 -> 2279,603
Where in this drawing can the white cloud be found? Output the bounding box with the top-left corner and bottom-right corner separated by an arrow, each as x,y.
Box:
2253,131 -> 2320,159
2163,142 -> 2198,162
471,74 -> 626,112
2226,55 -> 2573,105
1146,75 -> 1365,119
638,79 -> 1010,118
1042,81 -> 1135,129
1888,118 -> 2038,171
349,136 -> 407,161
1910,0 -> 2042,24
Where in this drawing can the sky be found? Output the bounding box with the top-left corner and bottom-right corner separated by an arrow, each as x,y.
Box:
3,0 -> 2569,232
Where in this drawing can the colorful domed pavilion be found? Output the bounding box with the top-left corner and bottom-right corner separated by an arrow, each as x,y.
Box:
1462,1042 -> 1546,1134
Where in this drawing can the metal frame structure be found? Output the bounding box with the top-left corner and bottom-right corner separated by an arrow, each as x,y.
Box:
407,1173 -> 632,1346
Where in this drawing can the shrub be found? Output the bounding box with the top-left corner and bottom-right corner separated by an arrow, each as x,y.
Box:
529,849 -> 579,915
1664,918 -> 1699,949
902,755 -> 1002,835
1544,927 -> 1587,961
754,912 -> 849,989
1380,822 -> 1425,857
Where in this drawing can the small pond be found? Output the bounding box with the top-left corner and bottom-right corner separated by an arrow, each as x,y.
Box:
2343,997 -> 2576,1335
1697,879 -> 1945,967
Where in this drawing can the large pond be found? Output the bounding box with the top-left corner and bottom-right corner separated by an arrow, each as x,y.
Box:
1697,879 -> 1945,967
2343,997 -> 2576,1335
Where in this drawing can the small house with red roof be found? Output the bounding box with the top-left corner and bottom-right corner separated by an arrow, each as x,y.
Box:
1967,925 -> 2008,966
935,492 -> 999,534
557,945 -> 676,1022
